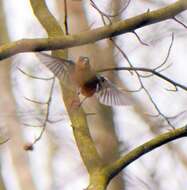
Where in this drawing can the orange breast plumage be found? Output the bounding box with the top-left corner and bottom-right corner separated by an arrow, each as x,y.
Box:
80,77 -> 100,97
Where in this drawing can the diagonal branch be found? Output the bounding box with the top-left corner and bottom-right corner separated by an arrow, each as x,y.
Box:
0,0 -> 186,60
29,0 -> 103,174
104,125 -> 187,182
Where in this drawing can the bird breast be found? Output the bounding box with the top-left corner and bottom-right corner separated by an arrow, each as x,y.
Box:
80,77 -> 100,97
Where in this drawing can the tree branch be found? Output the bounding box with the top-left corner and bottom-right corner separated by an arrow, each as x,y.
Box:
0,0 -> 186,60
105,125 -> 187,183
29,0 -> 103,174
98,66 -> 187,91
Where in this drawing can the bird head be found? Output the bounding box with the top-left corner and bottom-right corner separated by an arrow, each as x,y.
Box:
77,56 -> 90,70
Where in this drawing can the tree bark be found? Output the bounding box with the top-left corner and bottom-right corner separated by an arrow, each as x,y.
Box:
0,1 -> 36,190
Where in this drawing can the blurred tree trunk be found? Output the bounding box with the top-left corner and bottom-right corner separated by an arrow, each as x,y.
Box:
0,168 -> 5,190
56,1 -> 126,189
0,1 -> 36,190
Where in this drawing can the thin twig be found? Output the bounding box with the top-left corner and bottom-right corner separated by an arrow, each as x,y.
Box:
90,0 -> 131,18
173,17 -> 187,29
110,39 -> 134,75
98,66 -> 187,91
64,0 -> 69,35
24,97 -> 47,105
101,43 -> 176,128
18,65 -> 56,149
139,33 -> 174,78
17,66 -> 54,80
153,33 -> 174,71
92,1 -> 178,128
132,31 -> 149,46
31,77 -> 55,146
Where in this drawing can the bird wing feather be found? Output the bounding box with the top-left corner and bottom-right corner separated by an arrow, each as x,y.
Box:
35,52 -> 74,81
96,77 -> 132,106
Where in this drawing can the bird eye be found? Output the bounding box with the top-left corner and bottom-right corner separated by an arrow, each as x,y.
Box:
83,57 -> 89,63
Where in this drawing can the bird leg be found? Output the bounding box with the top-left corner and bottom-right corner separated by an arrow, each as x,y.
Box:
69,88 -> 82,110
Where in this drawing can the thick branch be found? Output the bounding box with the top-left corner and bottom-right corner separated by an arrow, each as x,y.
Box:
30,0 -> 63,37
29,0 -> 103,173
0,0 -> 186,60
104,125 -> 187,182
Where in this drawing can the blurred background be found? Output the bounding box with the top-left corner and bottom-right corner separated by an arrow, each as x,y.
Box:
0,0 -> 187,189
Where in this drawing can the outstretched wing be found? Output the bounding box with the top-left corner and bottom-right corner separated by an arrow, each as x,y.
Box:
96,77 -> 132,106
35,52 -> 74,81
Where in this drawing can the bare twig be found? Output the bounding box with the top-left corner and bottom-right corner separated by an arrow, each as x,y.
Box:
90,0 -> 131,18
115,42 -> 175,127
23,77 -> 56,151
132,31 -> 149,46
64,0 -> 69,35
92,1 -> 181,128
98,66 -> 187,91
173,17 -> 187,29
110,39 -> 134,75
139,33 -> 174,78
24,97 -> 47,105
31,77 -> 55,146
17,65 -> 56,149
155,33 -> 174,71
17,66 -> 54,80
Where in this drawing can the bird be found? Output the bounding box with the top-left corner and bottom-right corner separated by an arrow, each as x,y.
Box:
35,52 -> 132,106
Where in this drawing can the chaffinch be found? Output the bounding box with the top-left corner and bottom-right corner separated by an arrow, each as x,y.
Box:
35,52 -> 131,106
